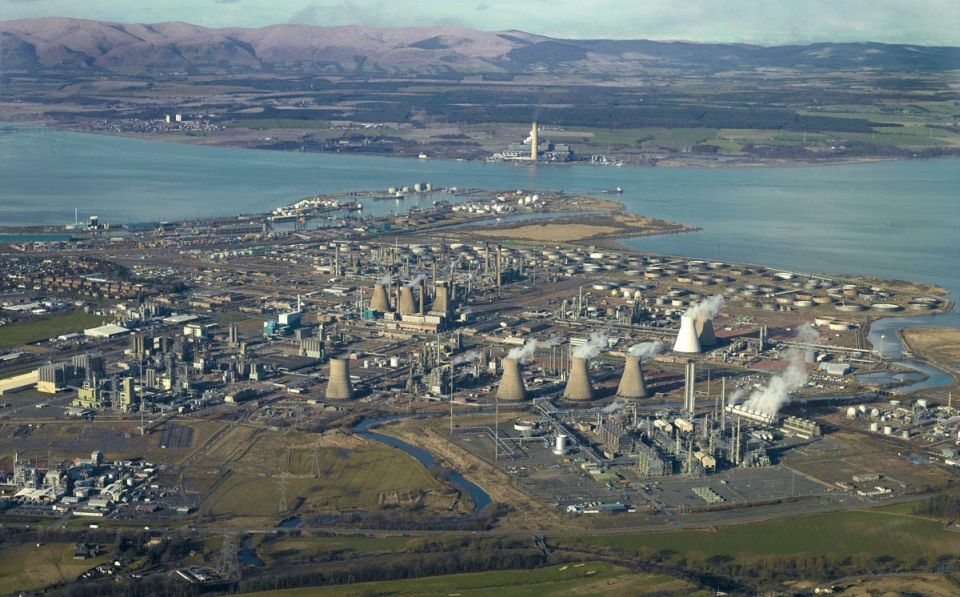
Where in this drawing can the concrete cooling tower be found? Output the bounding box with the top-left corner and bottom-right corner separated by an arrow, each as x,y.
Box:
673,315 -> 702,354
563,356 -> 594,401
616,355 -> 648,399
324,357 -> 354,399
432,282 -> 452,316
696,317 -> 717,347
496,357 -> 527,401
397,286 -> 418,315
370,283 -> 391,312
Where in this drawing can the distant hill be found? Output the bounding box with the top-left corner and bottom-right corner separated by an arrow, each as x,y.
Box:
1,17 -> 958,76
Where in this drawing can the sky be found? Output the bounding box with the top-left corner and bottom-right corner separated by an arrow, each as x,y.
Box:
1,0 -> 957,46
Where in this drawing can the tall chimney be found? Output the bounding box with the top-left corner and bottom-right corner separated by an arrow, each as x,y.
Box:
683,360 -> 696,413
673,315 -> 702,354
496,358 -> 527,401
530,122 -> 538,161
617,355 -> 648,399
398,286 -> 417,315
325,357 -> 354,400
696,317 -> 717,348
370,283 -> 391,312
418,281 -> 425,316
563,356 -> 594,401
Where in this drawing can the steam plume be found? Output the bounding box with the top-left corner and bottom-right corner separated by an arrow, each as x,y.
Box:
628,341 -> 664,359
405,274 -> 427,288
684,294 -> 724,320
740,324 -> 814,417
452,350 -> 481,365
507,336 -> 559,364
573,331 -> 609,359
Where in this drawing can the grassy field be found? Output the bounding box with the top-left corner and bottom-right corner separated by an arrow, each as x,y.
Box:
256,536 -> 416,565
0,311 -> 104,349
226,118 -> 329,129
570,509 -> 960,561
199,439 -> 443,517
239,562 -> 699,597
0,543 -> 112,593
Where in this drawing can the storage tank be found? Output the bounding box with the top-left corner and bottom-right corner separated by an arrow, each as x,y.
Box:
553,434 -> 568,456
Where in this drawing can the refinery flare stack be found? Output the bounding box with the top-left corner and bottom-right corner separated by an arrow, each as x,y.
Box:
616,355 -> 648,399
370,283 -> 391,312
496,357 -> 527,401
325,357 -> 354,400
673,315 -> 702,354
563,356 -> 594,401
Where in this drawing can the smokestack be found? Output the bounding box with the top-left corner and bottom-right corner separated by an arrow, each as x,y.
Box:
683,360 -> 696,413
370,283 -> 391,312
673,315 -> 702,354
398,286 -> 417,315
325,357 -> 354,400
419,282 -> 426,316
563,356 -> 594,401
617,355 -> 648,399
496,358 -> 527,401
696,317 -> 717,347
530,122 -> 538,161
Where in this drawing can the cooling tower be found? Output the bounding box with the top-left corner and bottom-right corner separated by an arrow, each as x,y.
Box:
673,316 -> 702,354
432,282 -> 451,316
563,356 -> 594,401
325,357 -> 354,400
398,286 -> 417,315
695,317 -> 717,347
616,355 -> 648,399
496,358 -> 527,401
370,283 -> 391,312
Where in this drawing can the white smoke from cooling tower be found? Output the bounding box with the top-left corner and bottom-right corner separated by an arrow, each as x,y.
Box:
379,273 -> 393,285
405,274 -> 428,287
628,341 -> 664,360
573,331 -> 609,359
507,336 -> 560,364
739,323 -> 816,417
684,294 -> 725,320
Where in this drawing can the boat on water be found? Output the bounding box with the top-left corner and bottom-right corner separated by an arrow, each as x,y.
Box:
601,186 -> 623,194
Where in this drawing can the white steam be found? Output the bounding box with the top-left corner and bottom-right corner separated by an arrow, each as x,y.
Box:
684,294 -> 725,320
507,336 -> 559,364
628,341 -> 664,359
378,273 -> 393,285
573,331 -> 609,359
452,350 -> 481,365
405,274 -> 427,288
739,324 -> 815,417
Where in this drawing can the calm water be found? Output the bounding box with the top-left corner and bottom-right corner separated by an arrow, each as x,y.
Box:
2,124 -> 958,299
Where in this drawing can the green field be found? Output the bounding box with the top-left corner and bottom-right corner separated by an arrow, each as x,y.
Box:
257,536 -> 416,565
200,441 -> 444,517
0,311 -> 104,349
240,562 -> 699,597
570,509 -> 960,561
0,543 -> 112,593
226,118 -> 329,130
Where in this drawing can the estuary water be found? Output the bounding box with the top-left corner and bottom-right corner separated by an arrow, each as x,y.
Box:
1,124 -> 958,300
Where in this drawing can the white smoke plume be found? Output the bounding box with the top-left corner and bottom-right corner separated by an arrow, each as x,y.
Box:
405,273 -> 427,288
727,387 -> 748,407
507,336 -> 560,364
684,294 -> 725,320
740,324 -> 814,416
792,323 -> 819,345
452,350 -> 481,365
628,341 -> 664,360
573,331 -> 609,359
378,273 -> 393,285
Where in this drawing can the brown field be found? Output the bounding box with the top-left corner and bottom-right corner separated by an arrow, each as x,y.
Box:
901,327 -> 960,374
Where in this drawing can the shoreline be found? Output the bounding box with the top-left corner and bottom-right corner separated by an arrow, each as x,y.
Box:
2,118 -> 944,172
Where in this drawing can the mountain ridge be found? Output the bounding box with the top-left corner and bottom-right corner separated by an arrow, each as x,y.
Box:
1,17 -> 957,75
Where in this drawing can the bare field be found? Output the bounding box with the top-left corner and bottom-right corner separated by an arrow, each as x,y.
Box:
901,327 -> 960,374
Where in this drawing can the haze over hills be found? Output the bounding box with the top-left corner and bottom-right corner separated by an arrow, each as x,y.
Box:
1,17 -> 957,76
